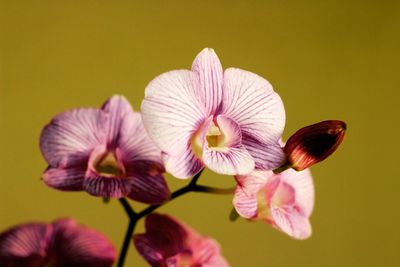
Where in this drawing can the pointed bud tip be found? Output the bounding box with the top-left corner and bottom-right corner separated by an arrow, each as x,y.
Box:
284,120 -> 347,170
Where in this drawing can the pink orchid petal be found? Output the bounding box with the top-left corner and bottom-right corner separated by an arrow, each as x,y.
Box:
163,149 -> 205,179
241,133 -> 286,170
278,168 -> 314,217
191,48 -> 224,115
42,167 -> 85,191
203,146 -> 254,175
136,214 -> 188,259
51,218 -> 116,267
119,112 -> 163,166
134,214 -> 229,267
142,70 -> 206,156
0,223 -> 51,263
191,237 -> 228,267
270,207 -> 312,240
40,108 -> 107,168
133,234 -> 164,267
222,68 -> 285,145
83,174 -> 133,198
233,171 -> 270,218
101,95 -> 133,147
126,164 -> 170,204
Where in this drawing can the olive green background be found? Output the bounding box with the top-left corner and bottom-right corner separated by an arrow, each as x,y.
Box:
1,1 -> 399,266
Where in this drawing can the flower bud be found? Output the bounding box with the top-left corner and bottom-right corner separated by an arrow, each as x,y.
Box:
284,120 -> 346,171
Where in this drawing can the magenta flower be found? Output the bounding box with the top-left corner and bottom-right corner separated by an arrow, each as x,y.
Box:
141,48 -> 286,179
134,213 -> 229,267
40,95 -> 170,204
0,218 -> 116,267
233,168 -> 314,239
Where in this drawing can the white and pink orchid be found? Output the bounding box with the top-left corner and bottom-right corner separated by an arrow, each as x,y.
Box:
141,48 -> 286,179
233,168 -> 314,239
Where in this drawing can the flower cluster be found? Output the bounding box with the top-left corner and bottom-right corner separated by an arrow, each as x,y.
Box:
1,48 -> 346,266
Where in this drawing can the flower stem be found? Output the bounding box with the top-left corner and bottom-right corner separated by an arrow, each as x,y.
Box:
116,170 -> 234,266
117,218 -> 137,267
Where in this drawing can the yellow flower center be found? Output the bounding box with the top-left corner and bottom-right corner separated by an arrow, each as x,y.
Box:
94,151 -> 124,177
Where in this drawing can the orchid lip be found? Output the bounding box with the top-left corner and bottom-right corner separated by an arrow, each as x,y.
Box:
191,116 -> 232,159
89,146 -> 126,177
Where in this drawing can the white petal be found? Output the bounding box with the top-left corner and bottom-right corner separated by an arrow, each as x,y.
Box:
241,134 -> 286,170
222,68 -> 285,144
141,70 -> 205,154
203,146 -> 254,175
191,48 -> 224,115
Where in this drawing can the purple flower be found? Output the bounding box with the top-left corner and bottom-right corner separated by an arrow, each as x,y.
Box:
134,213 -> 230,267
0,218 -> 116,267
141,48 -> 286,179
40,95 -> 170,204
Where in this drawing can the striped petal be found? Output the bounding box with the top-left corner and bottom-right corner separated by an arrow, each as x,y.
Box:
141,70 -> 205,156
83,173 -> 133,199
126,162 -> 170,204
241,133 -> 286,170
222,68 -> 285,145
270,207 -> 312,240
40,108 -> 107,168
163,149 -> 205,179
51,218 -> 116,267
203,146 -> 254,175
191,48 -> 224,115
233,171 -> 269,219
101,95 -> 133,148
42,167 -> 85,191
118,112 -> 163,166
0,223 -> 51,264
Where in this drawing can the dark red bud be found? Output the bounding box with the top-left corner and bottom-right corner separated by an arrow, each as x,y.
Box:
284,120 -> 346,171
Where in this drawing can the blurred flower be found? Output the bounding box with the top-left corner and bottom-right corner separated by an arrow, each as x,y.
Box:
0,218 -> 116,267
40,95 -> 170,204
284,120 -> 346,171
233,168 -> 314,239
141,48 -> 286,179
134,213 -> 229,267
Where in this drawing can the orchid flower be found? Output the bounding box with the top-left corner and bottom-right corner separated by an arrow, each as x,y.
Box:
0,218 -> 116,267
141,48 -> 286,179
40,95 -> 170,204
134,213 -> 229,267
233,168 -> 314,239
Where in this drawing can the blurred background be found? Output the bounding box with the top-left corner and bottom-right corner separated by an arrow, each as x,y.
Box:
1,1 -> 399,266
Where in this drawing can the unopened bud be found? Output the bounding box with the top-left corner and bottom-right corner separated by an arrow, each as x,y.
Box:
284,120 -> 346,171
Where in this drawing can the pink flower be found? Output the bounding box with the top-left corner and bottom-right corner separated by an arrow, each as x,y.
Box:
134,213 -> 229,267
0,218 -> 116,267
141,48 -> 286,179
233,168 -> 314,239
40,95 -> 170,204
